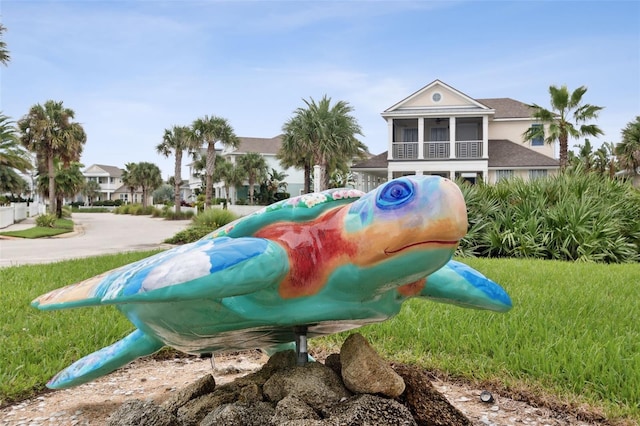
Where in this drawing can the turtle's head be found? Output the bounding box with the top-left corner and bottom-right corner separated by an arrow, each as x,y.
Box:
345,175 -> 467,269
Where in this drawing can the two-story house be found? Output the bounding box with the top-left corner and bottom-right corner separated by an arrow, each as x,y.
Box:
83,164 -> 124,201
352,80 -> 559,192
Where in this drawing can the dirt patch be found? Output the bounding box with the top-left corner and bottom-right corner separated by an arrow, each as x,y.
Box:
0,351 -> 618,425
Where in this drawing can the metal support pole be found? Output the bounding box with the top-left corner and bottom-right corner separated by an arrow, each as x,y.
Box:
294,326 -> 308,366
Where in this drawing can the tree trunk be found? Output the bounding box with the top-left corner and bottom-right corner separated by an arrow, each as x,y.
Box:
47,154 -> 56,215
205,142 -> 216,209
304,162 -> 311,194
174,150 -> 182,215
559,134 -> 569,170
142,187 -> 147,208
248,176 -> 255,205
56,195 -> 63,218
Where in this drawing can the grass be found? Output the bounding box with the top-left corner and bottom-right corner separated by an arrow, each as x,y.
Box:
319,257 -> 640,422
71,207 -> 111,213
0,255 -> 637,423
0,218 -> 74,239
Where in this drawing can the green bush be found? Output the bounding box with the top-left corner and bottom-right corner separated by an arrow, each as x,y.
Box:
35,214 -> 57,228
164,208 -> 238,244
164,226 -> 214,244
192,208 -> 237,230
457,171 -> 640,263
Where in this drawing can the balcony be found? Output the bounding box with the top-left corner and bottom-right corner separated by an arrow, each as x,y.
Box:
392,140 -> 484,160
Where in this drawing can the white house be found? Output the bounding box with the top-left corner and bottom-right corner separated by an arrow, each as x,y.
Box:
352,79 -> 559,192
187,135 -> 304,204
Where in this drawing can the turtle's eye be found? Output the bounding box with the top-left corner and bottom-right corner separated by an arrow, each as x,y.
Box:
376,180 -> 414,210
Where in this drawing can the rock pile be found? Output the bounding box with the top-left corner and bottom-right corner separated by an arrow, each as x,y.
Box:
106,333 -> 471,426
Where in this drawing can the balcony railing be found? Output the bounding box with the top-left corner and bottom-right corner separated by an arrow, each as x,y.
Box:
424,142 -> 449,159
392,142 -> 418,159
392,140 -> 484,160
455,140 -> 483,158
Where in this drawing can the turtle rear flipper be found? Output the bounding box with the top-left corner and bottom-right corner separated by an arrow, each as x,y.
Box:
47,329 -> 163,389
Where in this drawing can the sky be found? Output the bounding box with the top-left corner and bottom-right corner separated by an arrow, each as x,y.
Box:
1,0 -> 639,179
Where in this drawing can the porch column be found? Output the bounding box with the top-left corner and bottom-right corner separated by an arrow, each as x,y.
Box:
482,115 -> 489,159
418,118 -> 424,159
387,119 -> 394,160
356,173 -> 363,192
449,117 -> 456,159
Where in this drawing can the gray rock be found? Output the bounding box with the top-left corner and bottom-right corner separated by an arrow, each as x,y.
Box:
200,401 -> 275,426
263,361 -> 351,408
271,395 -> 320,425
106,399 -> 179,426
176,383 -> 240,426
326,394 -> 417,425
340,333 -> 406,398
161,373 -> 216,415
392,363 -> 471,426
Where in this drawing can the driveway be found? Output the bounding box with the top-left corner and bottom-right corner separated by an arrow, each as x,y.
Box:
0,213 -> 191,267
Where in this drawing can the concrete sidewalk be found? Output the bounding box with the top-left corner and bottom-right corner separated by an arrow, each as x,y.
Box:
1,216 -> 38,232
0,213 -> 192,267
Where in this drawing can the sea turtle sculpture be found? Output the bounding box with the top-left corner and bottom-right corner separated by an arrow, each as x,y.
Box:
32,175 -> 512,389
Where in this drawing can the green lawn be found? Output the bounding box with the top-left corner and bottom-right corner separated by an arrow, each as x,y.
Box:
0,254 -> 637,423
0,218 -> 74,238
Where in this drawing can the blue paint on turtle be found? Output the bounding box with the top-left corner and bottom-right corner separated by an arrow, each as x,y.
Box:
32,175 -> 512,389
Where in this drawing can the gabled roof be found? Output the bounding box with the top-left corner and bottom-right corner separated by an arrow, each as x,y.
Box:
487,140 -> 559,168
476,98 -> 534,119
384,79 -> 490,114
226,135 -> 283,155
84,164 -> 123,177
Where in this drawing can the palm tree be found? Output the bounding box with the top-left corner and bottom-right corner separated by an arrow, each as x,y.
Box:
37,161 -> 85,217
0,166 -> 28,196
0,24 -> 10,66
121,162 -> 139,204
190,115 -> 239,209
523,85 -> 604,169
18,100 -> 87,214
82,179 -> 101,206
280,95 -> 365,191
211,156 -> 233,207
237,152 -> 268,205
616,116 -> 640,177
131,162 -> 162,208
226,163 -> 247,205
156,125 -> 196,215
0,114 -> 32,172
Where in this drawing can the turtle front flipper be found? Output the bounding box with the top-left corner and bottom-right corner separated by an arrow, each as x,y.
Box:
421,260 -> 512,312
47,329 -> 164,389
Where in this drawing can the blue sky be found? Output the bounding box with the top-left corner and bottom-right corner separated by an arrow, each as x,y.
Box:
1,0 -> 639,178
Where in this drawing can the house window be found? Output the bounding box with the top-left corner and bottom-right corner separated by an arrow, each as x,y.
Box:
529,169 -> 547,180
403,128 -> 418,142
531,124 -> 544,146
495,170 -> 514,182
430,127 -> 448,141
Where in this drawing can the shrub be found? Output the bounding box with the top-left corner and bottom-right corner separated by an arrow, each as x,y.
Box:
457,171 -> 640,263
35,214 -> 57,228
192,208 -> 237,230
164,226 -> 214,244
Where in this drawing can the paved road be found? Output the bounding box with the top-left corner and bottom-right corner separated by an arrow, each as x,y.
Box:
0,213 -> 191,267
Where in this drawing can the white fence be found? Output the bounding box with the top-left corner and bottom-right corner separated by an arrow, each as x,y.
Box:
0,203 -> 44,229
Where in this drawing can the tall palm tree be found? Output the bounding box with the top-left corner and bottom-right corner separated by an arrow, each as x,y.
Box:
190,115 -> 239,209
523,85 -> 604,169
0,114 -> 32,172
121,162 -> 139,204
237,152 -> 268,205
156,125 -> 196,215
280,95 -> 365,191
18,100 -> 86,214
131,162 -> 162,208
0,24 -> 10,66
